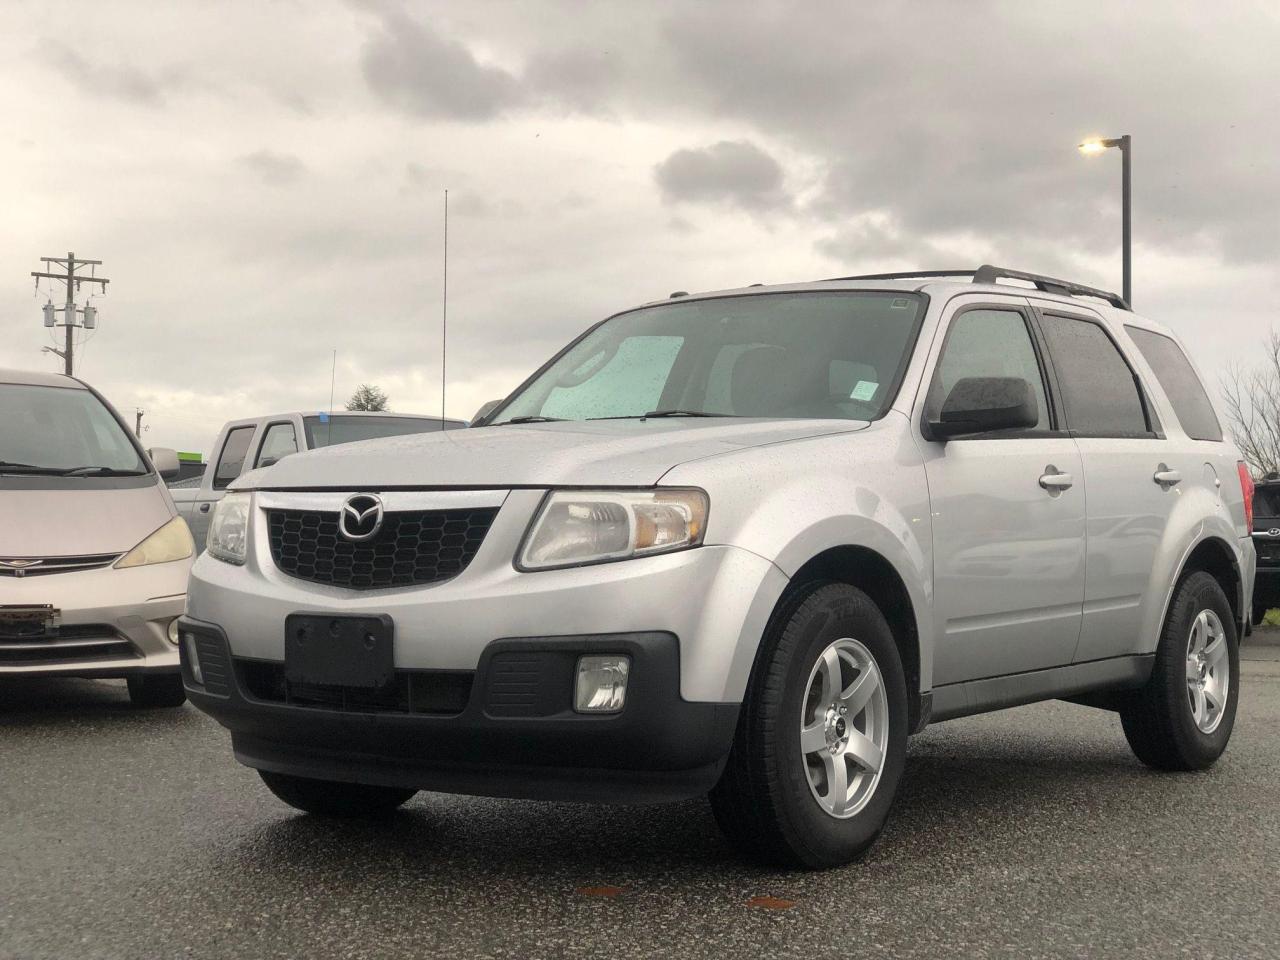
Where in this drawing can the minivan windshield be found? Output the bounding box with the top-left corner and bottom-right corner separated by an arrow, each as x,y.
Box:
489,291 -> 925,425
0,383 -> 147,475
1255,484 -> 1280,520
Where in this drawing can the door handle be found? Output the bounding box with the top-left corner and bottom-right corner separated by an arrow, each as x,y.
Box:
1039,467 -> 1074,492
1153,465 -> 1182,488
199,503 -> 211,514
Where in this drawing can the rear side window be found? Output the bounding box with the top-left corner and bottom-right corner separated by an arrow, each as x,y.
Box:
1124,326 -> 1223,442
213,426 -> 255,489
1039,314 -> 1150,437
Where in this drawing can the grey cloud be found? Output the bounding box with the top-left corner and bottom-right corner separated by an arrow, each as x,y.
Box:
239,150 -> 305,186
524,47 -> 618,113
655,140 -> 790,212
42,41 -> 168,106
653,2 -> 1280,265
360,10 -> 523,120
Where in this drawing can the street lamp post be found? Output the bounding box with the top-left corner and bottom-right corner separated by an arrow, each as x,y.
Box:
1078,134 -> 1132,306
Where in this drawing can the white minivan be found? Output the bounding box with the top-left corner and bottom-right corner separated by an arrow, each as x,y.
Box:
1,369 -> 193,707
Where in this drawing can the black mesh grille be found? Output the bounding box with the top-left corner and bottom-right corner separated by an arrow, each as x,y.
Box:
266,507 -> 498,590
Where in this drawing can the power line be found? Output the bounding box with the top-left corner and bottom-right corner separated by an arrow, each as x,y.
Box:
30,252 -> 109,376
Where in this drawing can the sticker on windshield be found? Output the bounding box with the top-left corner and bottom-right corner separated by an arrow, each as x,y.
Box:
891,298 -> 912,309
850,380 -> 879,401
318,412 -> 330,423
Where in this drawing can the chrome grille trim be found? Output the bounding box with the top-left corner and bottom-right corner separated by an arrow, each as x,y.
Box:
0,554 -> 121,577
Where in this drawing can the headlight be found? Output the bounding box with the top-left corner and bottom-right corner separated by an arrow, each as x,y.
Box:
114,516 -> 194,569
208,492 -> 252,565
518,488 -> 708,571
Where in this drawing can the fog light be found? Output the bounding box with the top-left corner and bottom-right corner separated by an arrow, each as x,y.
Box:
166,618 -> 181,645
183,632 -> 204,685
575,655 -> 630,714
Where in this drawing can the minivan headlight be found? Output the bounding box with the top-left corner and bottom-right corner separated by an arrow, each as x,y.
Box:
115,516 -> 194,569
208,492 -> 252,565
518,488 -> 708,571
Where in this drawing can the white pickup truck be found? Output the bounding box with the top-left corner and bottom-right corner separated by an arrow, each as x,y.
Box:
171,411 -> 465,551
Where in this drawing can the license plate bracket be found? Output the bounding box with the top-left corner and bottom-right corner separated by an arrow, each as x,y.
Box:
0,604 -> 60,639
284,613 -> 395,689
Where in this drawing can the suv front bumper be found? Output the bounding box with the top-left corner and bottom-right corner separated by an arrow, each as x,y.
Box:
180,617 -> 739,803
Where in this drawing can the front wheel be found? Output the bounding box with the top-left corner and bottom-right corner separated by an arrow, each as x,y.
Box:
259,771 -> 417,818
1121,571 -> 1239,771
709,582 -> 908,868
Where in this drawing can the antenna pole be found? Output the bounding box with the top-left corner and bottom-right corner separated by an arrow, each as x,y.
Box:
441,189 -> 448,422
328,349 -> 337,445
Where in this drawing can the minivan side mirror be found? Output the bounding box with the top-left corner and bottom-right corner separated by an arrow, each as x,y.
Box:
929,377 -> 1038,440
148,446 -> 181,480
471,399 -> 503,425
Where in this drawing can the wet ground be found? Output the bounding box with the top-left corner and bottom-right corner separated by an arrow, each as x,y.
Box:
3,640 -> 1279,960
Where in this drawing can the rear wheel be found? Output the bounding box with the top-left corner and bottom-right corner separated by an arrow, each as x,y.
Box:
258,771 -> 417,818
1121,571 -> 1238,771
126,673 -> 187,709
709,582 -> 908,868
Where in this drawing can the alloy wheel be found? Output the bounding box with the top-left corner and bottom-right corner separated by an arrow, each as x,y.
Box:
799,637 -> 889,819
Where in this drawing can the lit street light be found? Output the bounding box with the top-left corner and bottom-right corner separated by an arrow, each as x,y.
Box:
1078,134 -> 1132,306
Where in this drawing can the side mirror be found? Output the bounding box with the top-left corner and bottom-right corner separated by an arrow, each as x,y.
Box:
471,399 -> 503,425
929,377 -> 1038,440
147,446 -> 181,480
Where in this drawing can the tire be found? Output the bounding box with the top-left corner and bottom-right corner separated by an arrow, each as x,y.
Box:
1121,570 -> 1239,771
258,771 -> 417,818
709,582 -> 909,869
126,673 -> 187,709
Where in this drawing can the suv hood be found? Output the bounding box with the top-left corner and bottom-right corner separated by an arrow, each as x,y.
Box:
237,418 -> 868,490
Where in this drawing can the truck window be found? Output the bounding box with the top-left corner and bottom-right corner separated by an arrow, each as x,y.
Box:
1039,314 -> 1150,437
1124,325 -> 1223,442
255,422 -> 298,468
213,426 -> 255,489
302,415 -> 453,449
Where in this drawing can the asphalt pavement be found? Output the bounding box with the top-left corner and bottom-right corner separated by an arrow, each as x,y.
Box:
3,639 -> 1279,960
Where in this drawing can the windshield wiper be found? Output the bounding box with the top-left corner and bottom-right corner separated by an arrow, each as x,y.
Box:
60,466 -> 148,477
640,410 -> 732,419
0,460 -> 67,475
492,416 -> 567,425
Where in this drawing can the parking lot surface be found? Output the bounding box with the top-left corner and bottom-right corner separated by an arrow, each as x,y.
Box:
3,642 -> 1279,960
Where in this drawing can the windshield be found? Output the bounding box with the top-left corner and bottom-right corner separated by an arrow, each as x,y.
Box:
302,415 -> 455,449
0,383 -> 147,475
490,291 -> 925,424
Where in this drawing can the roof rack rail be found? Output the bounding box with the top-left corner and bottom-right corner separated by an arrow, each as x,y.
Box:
823,265 -> 1130,311
971,265 -> 1129,310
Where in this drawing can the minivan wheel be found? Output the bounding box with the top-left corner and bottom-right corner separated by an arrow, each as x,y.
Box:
709,582 -> 908,869
126,673 -> 187,709
258,771 -> 417,818
1120,571 -> 1239,771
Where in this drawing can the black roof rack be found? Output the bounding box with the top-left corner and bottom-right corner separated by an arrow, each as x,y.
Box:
824,265 -> 1130,311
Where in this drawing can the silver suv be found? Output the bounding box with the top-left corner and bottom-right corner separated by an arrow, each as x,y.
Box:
182,266 -> 1255,868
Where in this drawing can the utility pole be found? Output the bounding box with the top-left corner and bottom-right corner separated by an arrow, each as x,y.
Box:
134,409 -> 145,439
30,252 -> 109,376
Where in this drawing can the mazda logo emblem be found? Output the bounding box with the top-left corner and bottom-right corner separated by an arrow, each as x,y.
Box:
338,494 -> 384,542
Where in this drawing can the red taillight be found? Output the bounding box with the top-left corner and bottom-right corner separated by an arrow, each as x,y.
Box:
1238,461 -> 1255,529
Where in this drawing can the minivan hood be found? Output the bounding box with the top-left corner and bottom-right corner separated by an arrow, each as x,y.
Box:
238,418 -> 869,490
0,481 -> 172,556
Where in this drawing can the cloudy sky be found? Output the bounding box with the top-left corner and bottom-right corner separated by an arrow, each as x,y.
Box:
1,0 -> 1276,454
